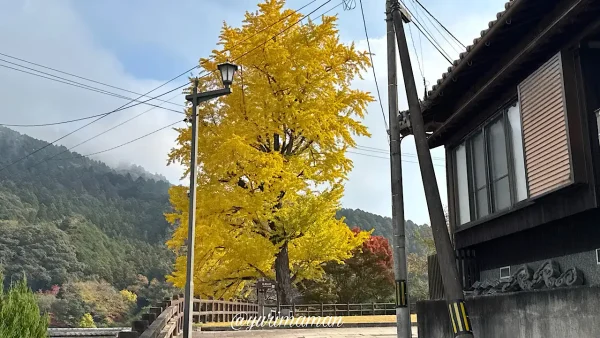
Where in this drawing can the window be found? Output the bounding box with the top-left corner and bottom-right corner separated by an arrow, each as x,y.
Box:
596,249 -> 600,265
453,101 -> 528,225
596,109 -> 600,143
455,144 -> 470,224
500,266 -> 511,280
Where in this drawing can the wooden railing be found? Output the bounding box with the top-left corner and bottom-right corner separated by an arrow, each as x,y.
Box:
117,296 -> 415,337
428,250 -> 479,300
193,298 -> 258,323
118,294 -> 184,338
118,295 -> 258,337
277,302 -> 417,316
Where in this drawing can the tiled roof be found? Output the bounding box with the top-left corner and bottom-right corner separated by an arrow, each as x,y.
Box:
423,0 -> 517,105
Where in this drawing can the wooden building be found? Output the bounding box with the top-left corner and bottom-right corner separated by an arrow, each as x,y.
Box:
421,0 -> 600,291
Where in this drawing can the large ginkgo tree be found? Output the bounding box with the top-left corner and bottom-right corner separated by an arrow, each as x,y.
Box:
166,0 -> 374,304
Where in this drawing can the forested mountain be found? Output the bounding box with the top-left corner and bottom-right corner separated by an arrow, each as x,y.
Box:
0,126 -> 174,293
113,163 -> 168,182
336,208 -> 433,256
0,126 -> 433,324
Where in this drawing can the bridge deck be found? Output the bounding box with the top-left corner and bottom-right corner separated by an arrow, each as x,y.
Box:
194,327 -> 418,337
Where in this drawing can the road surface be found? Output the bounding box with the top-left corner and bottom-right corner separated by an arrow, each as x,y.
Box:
195,326 -> 419,337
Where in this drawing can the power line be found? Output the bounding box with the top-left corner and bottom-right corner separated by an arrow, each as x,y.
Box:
227,0 -> 334,64
1,0 -> 322,130
409,0 -> 461,55
405,0 -> 450,57
399,1 -> 453,64
358,0 -> 389,144
409,16 -> 453,65
0,52 -> 185,109
3,0 -> 330,171
2,110 -> 143,128
29,92 -> 184,168
0,62 -> 184,116
408,24 -> 424,79
0,81 -> 189,172
354,144 -> 445,161
31,0 -> 338,169
413,0 -> 465,49
347,150 -> 445,167
36,1 -> 358,170
321,0 -> 345,16
49,120 -> 184,161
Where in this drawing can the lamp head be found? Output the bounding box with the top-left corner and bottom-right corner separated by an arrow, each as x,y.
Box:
217,62 -> 238,88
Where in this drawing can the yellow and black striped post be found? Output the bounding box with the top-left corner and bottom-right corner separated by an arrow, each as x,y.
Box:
395,280 -> 408,308
448,299 -> 472,336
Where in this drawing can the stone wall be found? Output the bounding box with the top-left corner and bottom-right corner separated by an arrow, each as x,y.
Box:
417,286 -> 600,338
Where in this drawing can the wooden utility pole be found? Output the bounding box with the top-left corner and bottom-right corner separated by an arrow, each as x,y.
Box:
386,0 -> 411,337
390,1 -> 474,337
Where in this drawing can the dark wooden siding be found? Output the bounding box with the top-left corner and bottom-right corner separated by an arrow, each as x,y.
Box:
519,52 -> 572,197
454,46 -> 597,249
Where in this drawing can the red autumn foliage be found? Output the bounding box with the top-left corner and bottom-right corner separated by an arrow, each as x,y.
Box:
300,228 -> 397,303
351,227 -> 394,281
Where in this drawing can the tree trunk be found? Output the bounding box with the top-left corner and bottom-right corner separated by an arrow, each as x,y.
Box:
275,241 -> 293,305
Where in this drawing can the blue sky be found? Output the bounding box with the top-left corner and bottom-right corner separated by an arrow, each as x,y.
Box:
0,0 -> 508,225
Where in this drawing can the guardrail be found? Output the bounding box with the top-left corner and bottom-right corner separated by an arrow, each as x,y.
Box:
277,301 -> 417,317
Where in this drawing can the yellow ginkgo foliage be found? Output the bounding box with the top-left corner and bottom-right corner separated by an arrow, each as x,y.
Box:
165,0 -> 373,303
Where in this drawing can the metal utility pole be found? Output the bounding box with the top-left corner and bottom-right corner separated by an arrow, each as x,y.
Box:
386,0 -> 411,337
182,62 -> 237,338
390,1 -> 474,337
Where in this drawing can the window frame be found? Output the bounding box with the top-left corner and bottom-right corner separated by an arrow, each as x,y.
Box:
453,100 -> 526,226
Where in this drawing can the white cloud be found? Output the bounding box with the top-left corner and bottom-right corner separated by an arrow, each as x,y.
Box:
0,0 -> 186,183
0,0 -> 507,224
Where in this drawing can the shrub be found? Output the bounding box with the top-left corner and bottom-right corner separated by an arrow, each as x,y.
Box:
79,313 -> 96,328
0,275 -> 49,338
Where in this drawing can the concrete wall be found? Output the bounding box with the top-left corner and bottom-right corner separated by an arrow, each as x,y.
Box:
480,249 -> 600,286
417,286 -> 600,338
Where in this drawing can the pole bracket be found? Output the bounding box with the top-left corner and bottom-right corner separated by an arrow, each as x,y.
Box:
398,110 -> 412,137
391,1 -> 412,23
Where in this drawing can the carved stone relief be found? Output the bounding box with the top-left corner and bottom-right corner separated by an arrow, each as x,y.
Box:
471,260 -> 584,296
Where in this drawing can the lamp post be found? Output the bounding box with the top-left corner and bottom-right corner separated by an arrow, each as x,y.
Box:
182,62 -> 238,338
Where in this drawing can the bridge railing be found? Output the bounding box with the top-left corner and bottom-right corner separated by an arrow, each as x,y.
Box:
118,294 -> 258,337
193,298 -> 259,323
277,301 -> 417,317
118,294 -> 184,338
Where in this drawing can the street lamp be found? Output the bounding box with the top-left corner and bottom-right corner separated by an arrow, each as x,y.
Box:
217,62 -> 238,88
182,62 -> 238,338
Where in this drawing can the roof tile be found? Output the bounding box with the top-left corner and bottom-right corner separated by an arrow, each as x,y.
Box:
425,0 -> 517,101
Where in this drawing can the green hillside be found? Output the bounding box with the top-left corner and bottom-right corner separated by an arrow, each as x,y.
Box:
336,208 -> 433,256
0,126 -> 433,324
0,126 -> 174,292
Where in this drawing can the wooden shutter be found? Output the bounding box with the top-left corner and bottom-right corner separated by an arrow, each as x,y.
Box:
519,52 -> 571,197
